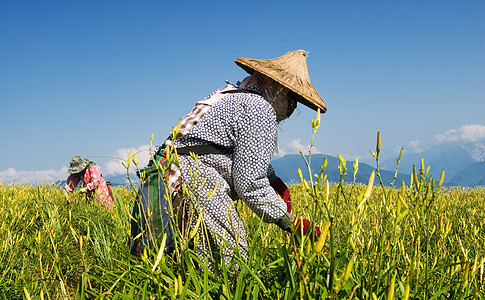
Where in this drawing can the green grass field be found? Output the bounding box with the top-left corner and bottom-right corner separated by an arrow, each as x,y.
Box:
1,171 -> 484,299
2,124 -> 485,299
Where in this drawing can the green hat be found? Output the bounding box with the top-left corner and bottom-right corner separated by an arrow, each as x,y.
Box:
67,156 -> 92,174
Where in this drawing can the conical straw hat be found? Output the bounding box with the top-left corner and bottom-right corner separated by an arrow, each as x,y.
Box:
235,50 -> 326,113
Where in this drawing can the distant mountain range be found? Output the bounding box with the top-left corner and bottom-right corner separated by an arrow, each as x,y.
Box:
104,174 -> 139,186
449,161 -> 485,187
269,140 -> 485,188
56,179 -> 129,187
103,140 -> 485,188
381,141 -> 485,188
271,154 -> 409,187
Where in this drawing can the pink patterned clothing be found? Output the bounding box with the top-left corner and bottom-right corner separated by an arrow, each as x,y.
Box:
64,164 -> 113,208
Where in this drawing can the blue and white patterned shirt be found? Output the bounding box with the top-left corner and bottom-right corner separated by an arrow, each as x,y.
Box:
173,87 -> 288,223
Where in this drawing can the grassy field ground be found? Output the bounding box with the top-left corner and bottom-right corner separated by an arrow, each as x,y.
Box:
2,124 -> 485,299
1,174 -> 484,299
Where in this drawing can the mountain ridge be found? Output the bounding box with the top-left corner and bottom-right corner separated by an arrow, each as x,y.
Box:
271,154 -> 410,186
381,141 -> 485,187
101,140 -> 485,188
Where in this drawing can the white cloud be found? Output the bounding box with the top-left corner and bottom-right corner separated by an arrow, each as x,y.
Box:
0,167 -> 68,184
435,124 -> 485,143
0,137 -> 329,184
276,138 -> 321,157
408,140 -> 425,153
103,145 -> 152,176
0,145 -> 155,184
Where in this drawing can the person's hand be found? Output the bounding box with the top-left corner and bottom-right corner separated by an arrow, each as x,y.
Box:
270,177 -> 292,213
295,218 -> 321,241
63,191 -> 71,204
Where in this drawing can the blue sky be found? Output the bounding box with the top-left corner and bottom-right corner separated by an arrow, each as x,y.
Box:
1,0 -> 484,183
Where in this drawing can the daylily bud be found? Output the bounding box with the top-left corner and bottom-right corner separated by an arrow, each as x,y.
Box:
413,165 -> 418,186
364,171 -> 375,200
387,273 -> 396,300
343,257 -> 354,282
403,284 -> 410,300
178,274 -> 183,295
438,169 -> 445,188
376,131 -> 381,154
314,221 -> 331,253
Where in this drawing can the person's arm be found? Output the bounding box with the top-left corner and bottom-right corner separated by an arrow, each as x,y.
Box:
232,98 -> 288,224
267,166 -> 292,213
267,166 -> 320,238
232,96 -> 320,237
64,174 -> 80,193
63,174 -> 80,203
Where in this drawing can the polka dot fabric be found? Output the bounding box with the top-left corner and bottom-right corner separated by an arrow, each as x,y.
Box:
173,88 -> 288,263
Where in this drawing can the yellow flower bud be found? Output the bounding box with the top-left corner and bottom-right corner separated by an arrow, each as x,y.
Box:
387,273 -> 396,300
403,283 -> 410,300
298,168 -> 303,182
305,238 -> 312,257
343,257 -> 354,282
376,131 -> 381,154
364,170 -> 375,200
438,169 -> 445,188
358,170 -> 375,209
178,274 -> 183,296
314,221 -> 331,253
413,165 -> 418,186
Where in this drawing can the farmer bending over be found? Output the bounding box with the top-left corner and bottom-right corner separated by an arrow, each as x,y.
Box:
161,50 -> 327,264
63,156 -> 113,208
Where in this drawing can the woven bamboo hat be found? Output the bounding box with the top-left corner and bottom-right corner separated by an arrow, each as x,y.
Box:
235,50 -> 326,113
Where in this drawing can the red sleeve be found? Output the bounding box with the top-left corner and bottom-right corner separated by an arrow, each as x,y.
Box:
270,177 -> 292,213
64,174 -> 80,192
